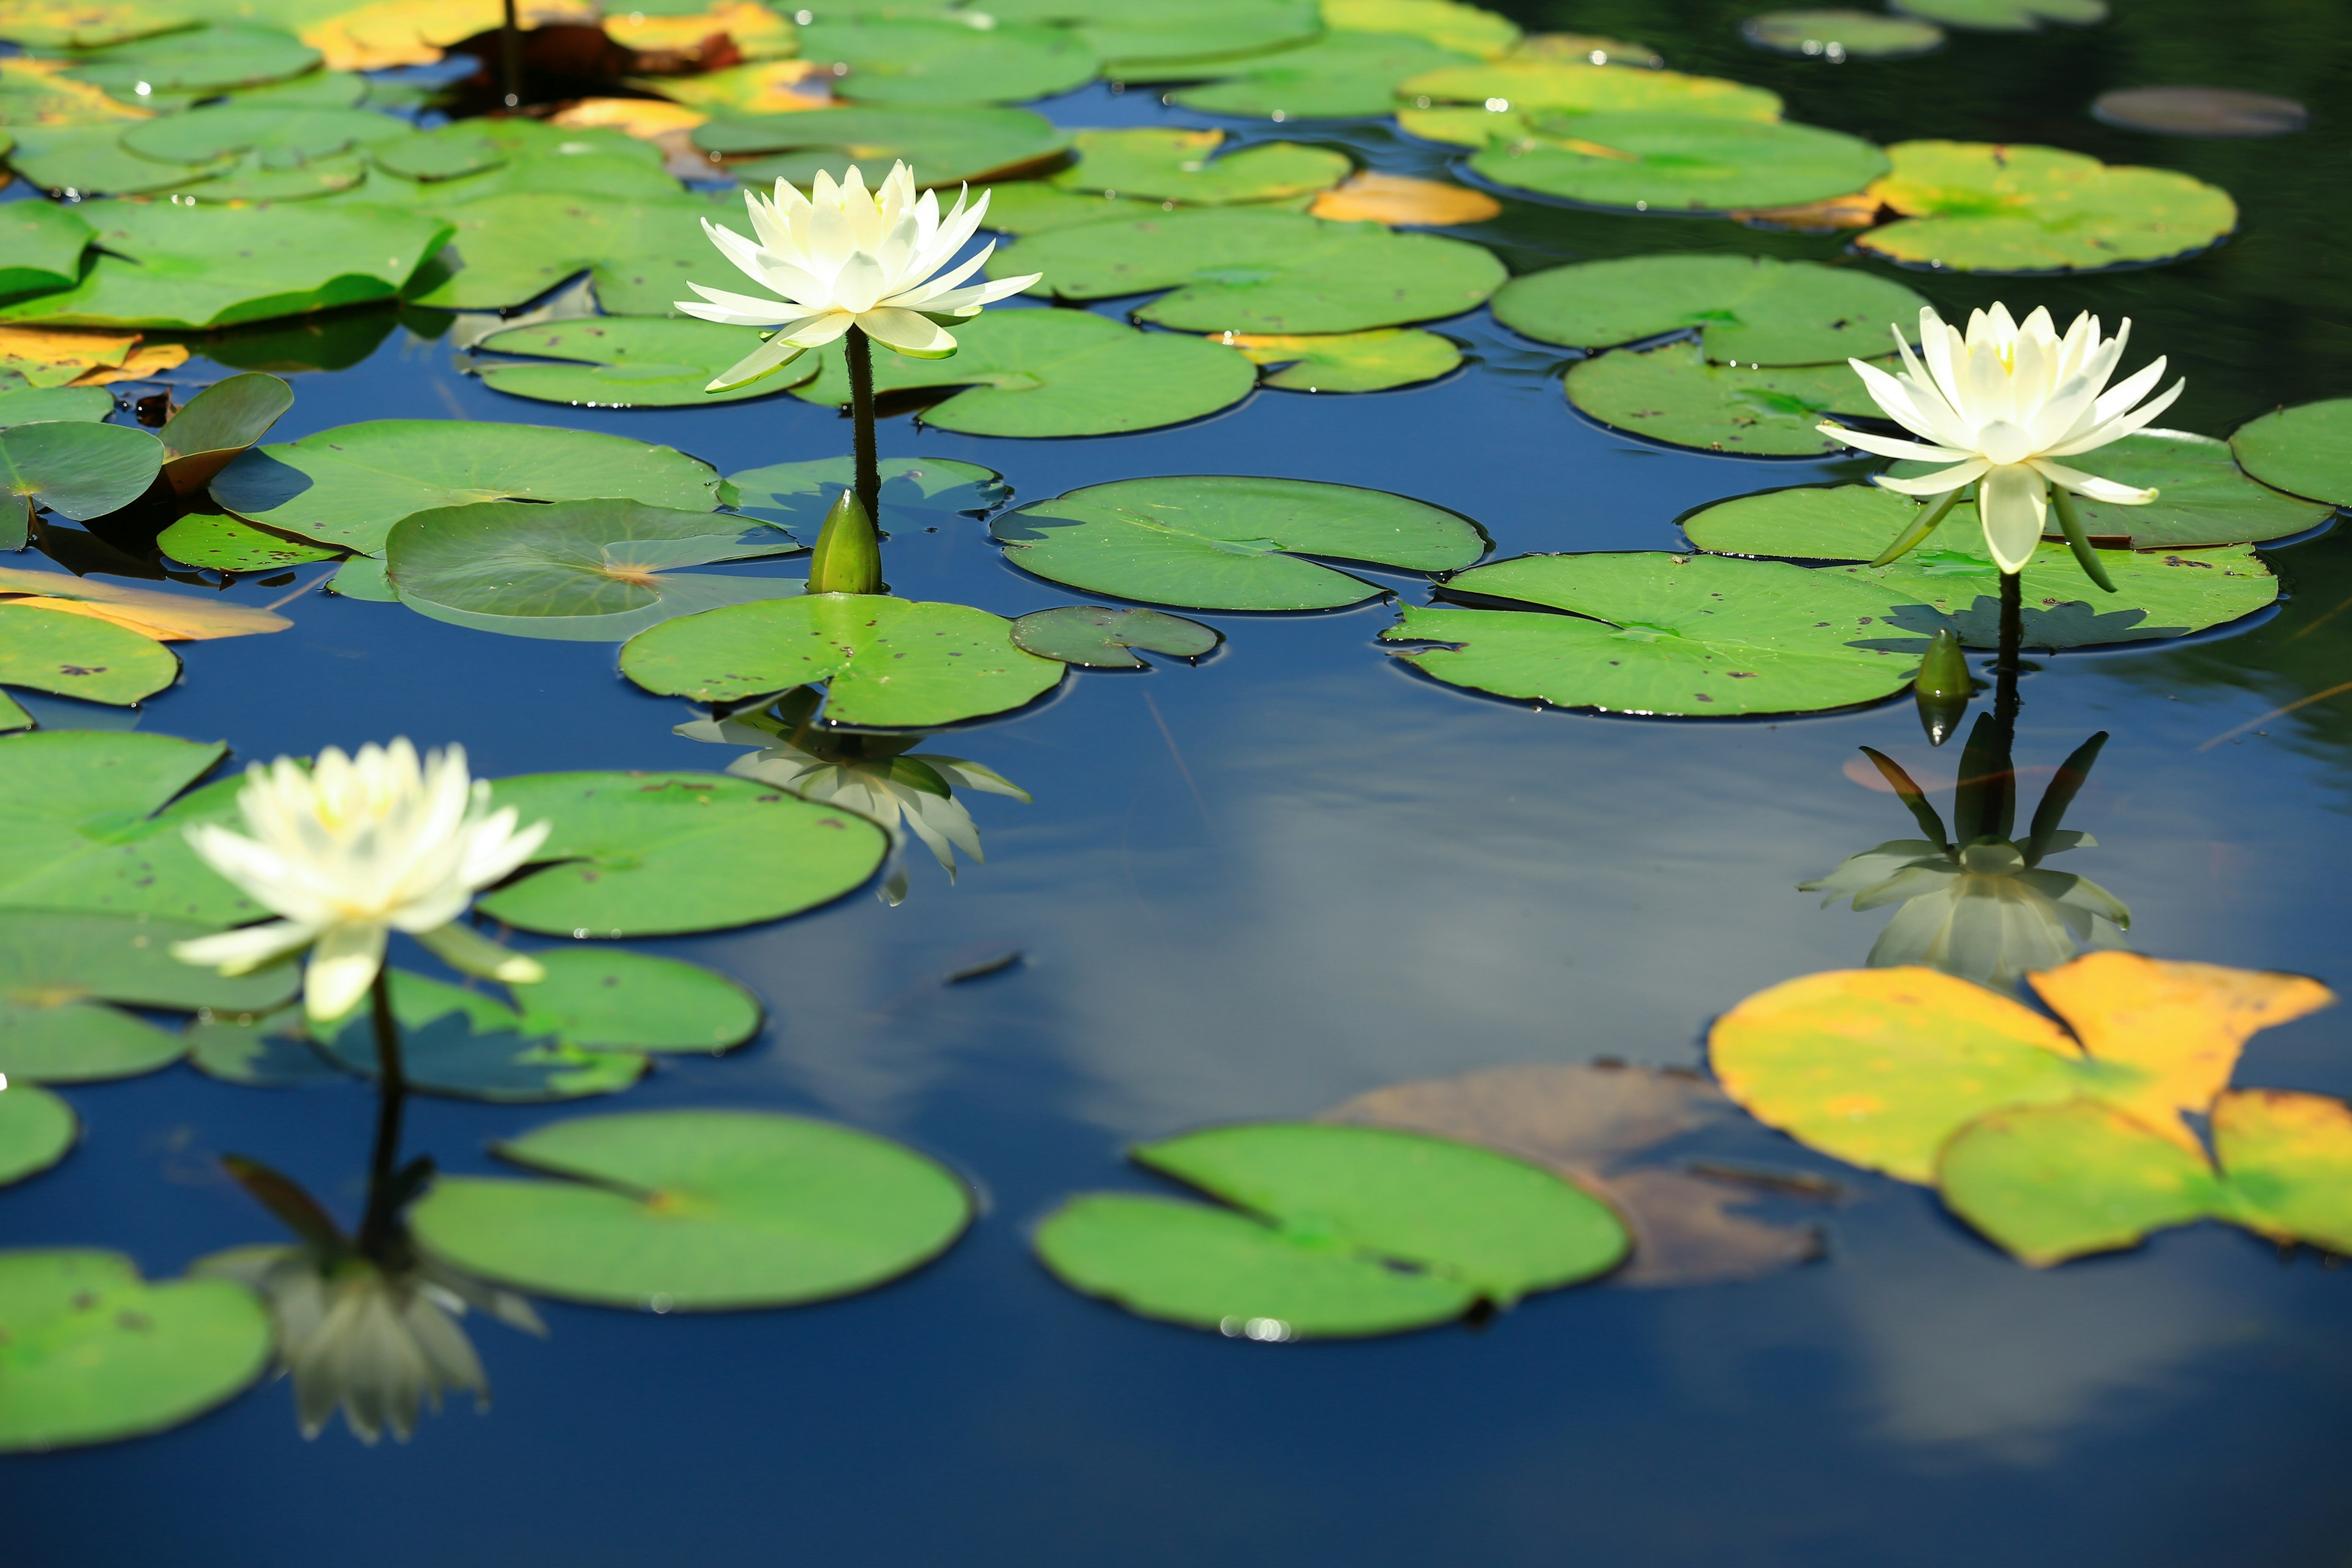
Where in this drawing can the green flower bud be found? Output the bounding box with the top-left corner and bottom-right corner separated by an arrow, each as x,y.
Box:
806,489 -> 883,595
1913,628 -> 1973,747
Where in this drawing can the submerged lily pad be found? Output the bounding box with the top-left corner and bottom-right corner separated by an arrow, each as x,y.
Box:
410,1109 -> 973,1310
1048,127 -> 1351,204
0,1249 -> 273,1452
1567,341 -> 1892,454
1890,0 -> 2102,30
0,731 -> 260,924
1858,141 -> 2237,273
786,308 -> 1257,437
728,455 -> 1007,544
1,418 -> 160,519
997,208 -> 1504,333
1172,29 -> 1477,120
0,603 -> 177,706
510,948 -> 761,1055
2230,399 -> 2352,508
620,595 -> 1065,726
0,1080 -> 75,1186
1034,1123 -> 1628,1337
472,317 -> 796,407
0,201 -> 95,298
1494,254 -> 1926,365
1009,605 -> 1221,667
477,771 -> 889,937
1219,327 -> 1461,391
1743,9 -> 1943,57
385,499 -> 803,642
693,105 -> 1069,189
803,15 -> 1096,105
1384,552 -> 1937,716
319,969 -> 646,1102
992,475 -> 1483,611
1472,113 -> 1890,213
211,418 -> 723,556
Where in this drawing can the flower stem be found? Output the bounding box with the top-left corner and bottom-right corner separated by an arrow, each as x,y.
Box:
1995,566 -> 2023,717
499,0 -> 522,107
357,968 -> 409,1260
845,325 -> 882,529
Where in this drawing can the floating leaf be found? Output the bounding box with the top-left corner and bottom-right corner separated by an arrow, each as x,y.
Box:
211,418 -> 723,556
1216,326 -> 1461,391
1472,113 -> 1889,213
62,21 -> 320,96
0,200 -> 94,298
471,317 -> 798,407
0,1078 -> 74,1185
997,207 -> 1505,333
993,474 -> 1482,611
1935,1098 -> 2220,1265
1890,0 -> 2101,30
639,58 -> 832,113
980,0 -> 1320,75
620,594 -> 1065,726
0,417 -> 157,524
602,0 -> 794,60
385,498 -> 803,642
1566,341 -> 1892,454
1034,1123 -> 1628,1337
0,323 -> 179,389
1009,604 -> 1220,667
476,769 -> 889,937
0,564 -> 291,639
401,191 -> 731,314
0,603 -> 176,704
510,948 -> 761,1054
349,121 -> 680,209
728,454 -> 1006,545
1171,29 -> 1477,119
1400,59 -> 1781,119
318,968 -> 646,1102
802,16 -> 1096,106
0,385 -> 114,426
2090,86 -> 2307,139
693,105 -> 1069,189
1322,0 -> 1519,56
185,1004 -> 340,1087
1305,169 -> 1499,225
1856,141 -> 2236,273
0,0 -> 194,49
157,371 -> 293,495
1385,552 -> 1937,716
0,1250 -> 272,1452
116,102 -> 407,170
410,1109 -> 972,1309
785,308 -> 1257,437
0,730 -> 260,924
1048,127 -> 1351,204
0,54 -> 146,124
2230,398 -> 2352,508
3,122 -> 232,196
1742,9 -> 1943,57
297,0 -> 598,70
1495,254 -> 1927,365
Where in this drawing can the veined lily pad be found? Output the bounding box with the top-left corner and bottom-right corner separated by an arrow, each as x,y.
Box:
1400,59 -> 1781,119
154,513 -> 337,573
1494,254 -> 1927,365
1172,29 -> 1477,119
728,454 -> 1006,543
802,16 -> 1097,105
1742,9 -> 1944,57
0,1080 -> 75,1186
2230,399 -> 2352,508
1009,605 -> 1221,666
510,948 -> 761,1054
385,499 -> 804,642
0,603 -> 177,705
994,474 -> 1482,610
1048,127 -> 1351,204
1219,328 -> 1461,391
471,317 -> 796,407
0,201 -> 94,298
477,771 -> 889,936
402,191 -> 734,315
410,1109 -> 973,1310
61,21 -> 320,96
0,1250 -> 272,1452
693,105 -> 1070,189
210,418 -> 723,556
1,418 -> 160,519
0,386 -> 115,426
995,208 -> 1505,333
1857,141 -> 2237,273
1034,1123 -> 1628,1338
785,308 -> 1258,437
1890,0 -> 2101,30
1384,551 -> 1939,716
620,595 -> 1065,726
318,968 -> 646,1102
0,731 -> 261,924
1567,341 -> 1894,454
0,908 -> 294,1082
1471,113 -> 1890,213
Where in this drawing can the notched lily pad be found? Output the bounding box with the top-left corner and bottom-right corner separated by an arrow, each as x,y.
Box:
1218,327 -> 1462,392
0,730 -> 260,924
728,455 -> 1007,544
1009,605 -> 1221,667
156,511 -> 339,573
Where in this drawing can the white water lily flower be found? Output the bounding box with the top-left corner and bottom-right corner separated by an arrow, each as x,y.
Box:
676,160 -> 1042,391
1819,304 -> 2185,572
172,741 -> 550,1023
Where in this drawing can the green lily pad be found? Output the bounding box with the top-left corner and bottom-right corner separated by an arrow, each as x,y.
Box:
2230,399 -> 2352,508
1384,551 -> 1939,716
0,198 -> 452,329
728,454 -> 1007,544
1858,141 -> 2237,273
0,386 -> 115,426
974,181 -> 1183,233
1743,9 -> 1944,57
0,1249 -> 272,1452
385,498 -> 804,643
1172,30 -> 1477,119
510,948 -> 762,1054
1494,254 -> 1928,365
0,200 -> 94,298
785,308 -> 1257,437
1325,0 -> 1521,54
2,122 -> 231,196
0,908 -> 294,1082
185,1005 -> 340,1087
1935,1098 -> 2220,1265
0,1080 -> 75,1185
992,473 -> 1482,610
401,191 -> 733,315
977,0 -> 1320,75
410,1109 -> 973,1310
1566,341 -> 1893,454
804,15 -> 1097,105
995,207 -> 1504,333
1890,0 -> 2102,30
0,692 -> 28,732
1,418 -> 159,527
350,127 -> 680,210
0,0 -> 194,49
1047,127 -> 1351,204
1034,1122 -> 1628,1337
693,105 -> 1070,189
1009,604 -> 1221,666
116,102 -> 407,169
370,125 -> 505,181
157,371 -> 292,496
156,511 -> 338,572
1226,326 -> 1461,391
1471,113 -> 1890,213
0,730 -> 263,924
0,603 -> 177,704
225,67 -> 368,109
318,968 -> 646,1102
1400,59 -> 1783,118
477,770 -> 890,937
210,418 -> 723,556
472,317 -> 801,408
61,21 -> 318,96
619,595 -> 1065,725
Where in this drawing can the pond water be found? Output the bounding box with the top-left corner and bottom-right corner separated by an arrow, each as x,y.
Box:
5,0 -> 2352,1561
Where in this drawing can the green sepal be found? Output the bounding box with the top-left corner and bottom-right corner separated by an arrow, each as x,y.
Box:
805,489 -> 883,595
2048,486 -> 2119,593
1870,483 -> 1966,568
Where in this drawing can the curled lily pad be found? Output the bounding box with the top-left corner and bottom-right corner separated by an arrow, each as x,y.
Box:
0,201 -> 95,298
803,16 -> 1096,106
0,418 -> 159,519
1047,127 -> 1351,204
1171,30 -> 1478,120
385,499 -> 804,642
472,317 -> 799,407
1890,0 -> 2101,29
157,371 -> 293,496
1033,1123 -> 1628,1338
1566,341 -> 1893,454
1218,327 -> 1462,391
318,969 -> 646,1102
1742,9 -> 1943,57
1472,113 -> 1890,213
410,1109 -> 973,1310
1009,605 -> 1221,667
1494,255 -> 1927,365
619,595 -> 1066,726
992,475 -> 1483,611
2229,399 -> 2352,508
0,1079 -> 74,1185
0,1250 -> 273,1452
1384,552 -> 1939,716
477,771 -> 889,937
0,731 -> 261,924
1857,141 -> 2237,273
0,603 -> 177,705
785,309 -> 1257,437
211,418 -> 723,556
2090,86 -> 2307,138
509,948 -> 761,1054
1400,59 -> 1781,119
693,105 -> 1070,188
728,455 -> 1007,545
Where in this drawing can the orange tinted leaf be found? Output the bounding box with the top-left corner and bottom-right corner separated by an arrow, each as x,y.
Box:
549,96 -> 709,138
602,0 -> 792,58
2211,1089 -> 2352,1253
1306,170 -> 1501,225
300,0 -> 597,70
0,569 -> 289,641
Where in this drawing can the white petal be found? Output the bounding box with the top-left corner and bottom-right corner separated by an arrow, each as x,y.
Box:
706,330 -> 812,392
172,919 -> 317,975
1817,424 -> 1975,464
1872,458 -> 1988,496
855,307 -> 957,357
1978,463 -> 2048,573
2042,377 -> 2185,456
2029,459 -> 2157,505
304,923 -> 389,1023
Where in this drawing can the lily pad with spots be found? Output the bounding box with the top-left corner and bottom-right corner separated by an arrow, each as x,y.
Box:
802,15 -> 1097,106
0,603 -> 177,706
1009,605 -> 1221,666
154,513 -> 338,573
1047,127 -> 1351,204
1472,113 -> 1890,213
1494,254 -> 1927,365
1856,141 -> 2237,273
1219,327 -> 1461,391
508,948 -> 762,1055
693,105 -> 1071,189
2229,398 -> 2352,508
0,1079 -> 75,1186
317,969 -> 647,1102
1566,341 -> 1893,454
471,317 -> 799,408
727,454 -> 1006,543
